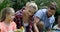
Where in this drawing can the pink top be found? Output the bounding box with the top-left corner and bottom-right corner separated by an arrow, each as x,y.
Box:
0,21 -> 16,32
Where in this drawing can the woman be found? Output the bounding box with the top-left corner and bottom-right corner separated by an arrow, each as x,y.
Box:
0,7 -> 16,32
14,1 -> 38,32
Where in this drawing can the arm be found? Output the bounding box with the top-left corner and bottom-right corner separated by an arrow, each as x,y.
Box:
46,23 -> 51,32
0,29 -> 1,32
33,16 -> 40,32
33,9 -> 44,32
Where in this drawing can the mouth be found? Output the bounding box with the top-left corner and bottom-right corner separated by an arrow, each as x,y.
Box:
23,12 -> 29,17
47,14 -> 52,18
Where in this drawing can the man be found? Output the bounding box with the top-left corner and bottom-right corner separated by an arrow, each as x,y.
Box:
14,1 -> 38,32
33,2 -> 57,32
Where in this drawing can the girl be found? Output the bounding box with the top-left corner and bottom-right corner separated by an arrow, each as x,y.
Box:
0,7 -> 16,32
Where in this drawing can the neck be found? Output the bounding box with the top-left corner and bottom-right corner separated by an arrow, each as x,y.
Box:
22,14 -> 29,23
4,18 -> 11,24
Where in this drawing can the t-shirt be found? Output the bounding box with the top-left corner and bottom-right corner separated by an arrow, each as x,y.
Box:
53,24 -> 60,32
53,24 -> 60,30
0,21 -> 16,32
14,8 -> 33,32
34,9 -> 55,29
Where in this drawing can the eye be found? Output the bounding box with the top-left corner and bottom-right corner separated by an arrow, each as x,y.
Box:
29,10 -> 31,12
29,11 -> 34,14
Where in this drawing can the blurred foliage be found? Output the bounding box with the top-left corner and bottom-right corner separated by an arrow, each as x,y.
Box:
0,0 -> 12,11
0,0 -> 13,19
11,0 -> 30,11
0,0 -> 58,13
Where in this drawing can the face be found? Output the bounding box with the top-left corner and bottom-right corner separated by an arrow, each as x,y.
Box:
58,17 -> 60,25
47,9 -> 55,17
23,6 -> 35,17
6,10 -> 15,21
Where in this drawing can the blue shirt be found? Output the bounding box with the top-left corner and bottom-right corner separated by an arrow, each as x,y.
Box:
34,9 -> 55,29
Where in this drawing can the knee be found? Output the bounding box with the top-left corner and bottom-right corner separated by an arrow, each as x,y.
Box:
37,21 -> 44,30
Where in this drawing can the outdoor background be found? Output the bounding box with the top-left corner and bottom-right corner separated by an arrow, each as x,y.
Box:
0,0 -> 60,26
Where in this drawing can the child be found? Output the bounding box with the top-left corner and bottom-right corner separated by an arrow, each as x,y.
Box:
53,15 -> 60,30
0,7 -> 16,32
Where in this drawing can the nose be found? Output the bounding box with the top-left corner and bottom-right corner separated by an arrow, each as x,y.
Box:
11,16 -> 15,19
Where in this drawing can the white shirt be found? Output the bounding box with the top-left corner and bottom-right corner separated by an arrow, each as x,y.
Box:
53,24 -> 60,30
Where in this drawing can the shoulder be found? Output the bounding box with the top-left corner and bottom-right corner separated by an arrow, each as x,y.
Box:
15,7 -> 25,16
34,9 -> 47,19
35,9 -> 47,15
0,22 -> 1,26
53,24 -> 58,29
15,10 -> 22,16
50,15 -> 55,20
11,21 -> 16,26
0,22 -> 4,25
0,22 -> 5,28
15,10 -> 23,18
37,9 -> 47,13
41,9 -> 47,12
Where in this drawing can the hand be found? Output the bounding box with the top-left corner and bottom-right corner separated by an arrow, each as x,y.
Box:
34,16 -> 40,24
0,29 -> 1,32
37,21 -> 44,30
46,31 -> 51,32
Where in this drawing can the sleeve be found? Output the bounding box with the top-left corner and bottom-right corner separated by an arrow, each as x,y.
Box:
34,9 -> 44,19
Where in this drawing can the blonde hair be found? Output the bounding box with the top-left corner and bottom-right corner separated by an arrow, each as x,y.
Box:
0,7 -> 15,21
26,1 -> 38,11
